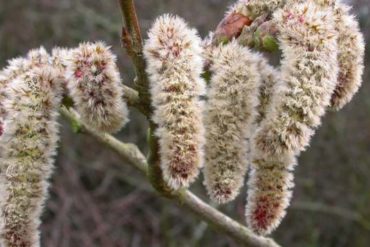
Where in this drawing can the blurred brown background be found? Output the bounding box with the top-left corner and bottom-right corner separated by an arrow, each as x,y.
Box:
0,0 -> 369,246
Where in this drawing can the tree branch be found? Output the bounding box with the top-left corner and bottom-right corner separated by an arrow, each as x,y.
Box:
117,0 -> 171,195
118,0 -> 151,114
60,106 -> 280,247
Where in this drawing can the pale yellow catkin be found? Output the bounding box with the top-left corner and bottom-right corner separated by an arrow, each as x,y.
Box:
144,15 -> 206,189
203,41 -> 261,204
247,1 -> 339,235
0,67 -> 62,247
66,42 -> 129,133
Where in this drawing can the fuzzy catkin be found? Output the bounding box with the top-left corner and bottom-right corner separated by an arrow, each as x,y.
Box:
144,15 -> 205,189
0,67 -> 62,247
0,58 -> 30,132
66,42 -> 129,133
0,47 -> 50,136
246,2 -> 338,235
246,156 -> 296,234
51,48 -> 70,75
203,41 -> 261,204
27,47 -> 50,68
330,2 -> 365,110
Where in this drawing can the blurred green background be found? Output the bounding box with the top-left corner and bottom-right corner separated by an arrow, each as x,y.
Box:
0,0 -> 369,246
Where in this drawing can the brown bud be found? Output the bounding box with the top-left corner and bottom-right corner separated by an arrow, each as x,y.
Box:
214,12 -> 252,44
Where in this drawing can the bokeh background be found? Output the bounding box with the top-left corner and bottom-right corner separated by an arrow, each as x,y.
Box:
0,0 -> 369,246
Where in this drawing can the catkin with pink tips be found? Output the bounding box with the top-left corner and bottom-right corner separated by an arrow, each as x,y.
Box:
203,41 -> 261,204
330,2 -> 365,110
144,15 -> 205,189
66,42 -> 129,133
247,2 -> 338,235
0,67 -> 62,247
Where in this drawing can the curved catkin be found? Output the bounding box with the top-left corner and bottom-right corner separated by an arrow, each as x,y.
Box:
246,2 -> 338,235
330,2 -> 365,110
0,67 -> 62,247
66,42 -> 129,133
246,156 -> 296,235
203,41 -> 261,204
144,15 -> 205,189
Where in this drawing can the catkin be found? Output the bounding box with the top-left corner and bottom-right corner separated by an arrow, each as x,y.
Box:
0,67 -> 62,247
203,41 -> 261,204
27,47 -> 50,68
51,48 -> 70,75
330,2 -> 365,110
144,15 -> 205,189
0,58 -> 30,132
0,47 -> 50,136
66,42 -> 129,133
247,1 -> 338,235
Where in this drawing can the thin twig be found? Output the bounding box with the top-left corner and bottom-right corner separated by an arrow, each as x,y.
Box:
60,107 -> 280,247
117,0 -> 171,196
118,0 -> 151,114
292,201 -> 370,232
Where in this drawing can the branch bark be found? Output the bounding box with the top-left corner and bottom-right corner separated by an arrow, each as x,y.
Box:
117,0 -> 172,196
60,106 -> 280,247
118,0 -> 151,114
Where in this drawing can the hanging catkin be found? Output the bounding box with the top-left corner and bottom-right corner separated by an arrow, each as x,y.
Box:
203,41 -> 261,204
144,15 -> 206,189
0,67 -> 63,247
66,42 -> 129,133
330,2 -> 365,110
246,1 -> 339,235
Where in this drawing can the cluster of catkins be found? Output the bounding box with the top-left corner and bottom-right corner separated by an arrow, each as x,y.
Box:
0,42 -> 129,247
0,0 -> 364,244
144,0 -> 364,236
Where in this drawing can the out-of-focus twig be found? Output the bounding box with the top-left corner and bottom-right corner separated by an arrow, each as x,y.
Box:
292,201 -> 370,231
